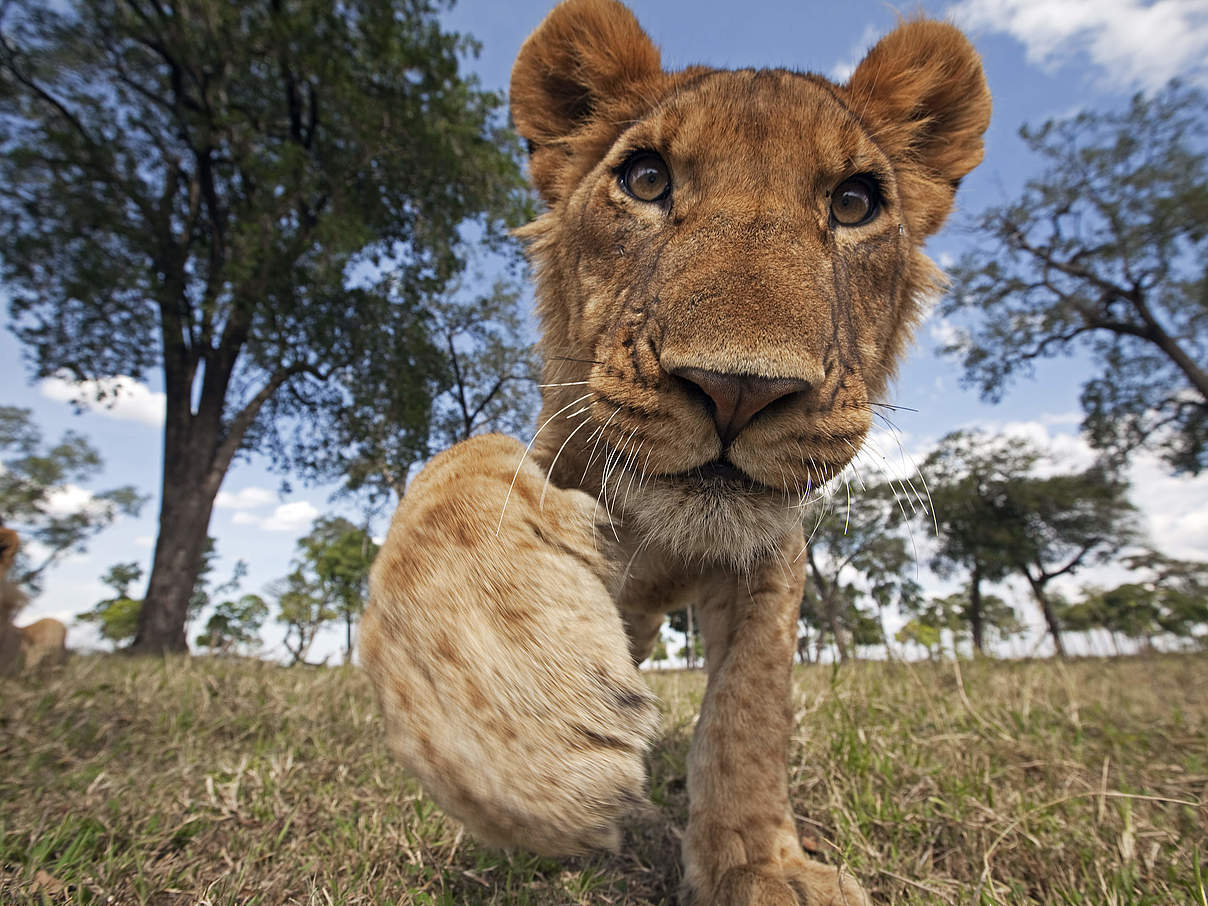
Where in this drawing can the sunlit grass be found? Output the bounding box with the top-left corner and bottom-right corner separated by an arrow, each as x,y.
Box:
2,653 -> 1204,904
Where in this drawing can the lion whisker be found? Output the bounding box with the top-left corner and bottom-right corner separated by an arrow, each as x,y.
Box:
495,392 -> 593,535
582,406 -> 623,486
540,412 -> 594,510
603,426 -> 640,514
795,489 -> 832,563
618,447 -> 642,514
870,410 -> 938,532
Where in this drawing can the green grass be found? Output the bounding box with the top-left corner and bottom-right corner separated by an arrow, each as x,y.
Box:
2,654 -> 1205,904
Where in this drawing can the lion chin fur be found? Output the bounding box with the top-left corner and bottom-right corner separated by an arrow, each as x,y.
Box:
362,1 -> 989,900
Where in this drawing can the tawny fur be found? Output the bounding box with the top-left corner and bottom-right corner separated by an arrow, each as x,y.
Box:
1,528 -> 67,673
362,3 -> 989,904
18,617 -> 68,669
1,526 -> 31,675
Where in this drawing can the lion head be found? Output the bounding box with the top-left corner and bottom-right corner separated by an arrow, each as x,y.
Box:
511,0 -> 990,566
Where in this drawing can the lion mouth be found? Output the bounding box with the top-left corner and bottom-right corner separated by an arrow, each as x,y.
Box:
662,457 -> 781,495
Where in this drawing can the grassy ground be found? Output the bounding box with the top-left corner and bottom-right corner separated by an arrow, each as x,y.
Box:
2,653 -> 1205,905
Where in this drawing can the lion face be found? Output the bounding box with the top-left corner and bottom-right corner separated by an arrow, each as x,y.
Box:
512,0 -> 990,565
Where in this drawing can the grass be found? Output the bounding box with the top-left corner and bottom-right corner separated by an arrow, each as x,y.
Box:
2,653 -> 1205,904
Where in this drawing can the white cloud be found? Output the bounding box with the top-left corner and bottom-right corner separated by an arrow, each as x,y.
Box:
948,0 -> 1208,90
42,484 -> 129,525
224,499 -> 318,532
829,23 -> 882,83
260,501 -> 320,533
1038,412 -> 1081,426
42,484 -> 103,517
134,535 -> 155,549
40,373 -> 165,428
927,316 -> 965,350
995,419 -> 1099,474
1125,452 -> 1208,559
215,487 -> 276,511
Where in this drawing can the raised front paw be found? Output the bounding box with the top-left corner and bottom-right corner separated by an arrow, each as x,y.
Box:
360,434 -> 659,856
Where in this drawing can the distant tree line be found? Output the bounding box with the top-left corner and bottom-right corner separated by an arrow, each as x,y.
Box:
797,429 -> 1207,662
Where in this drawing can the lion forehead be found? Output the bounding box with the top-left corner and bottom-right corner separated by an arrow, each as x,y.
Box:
596,70 -> 892,204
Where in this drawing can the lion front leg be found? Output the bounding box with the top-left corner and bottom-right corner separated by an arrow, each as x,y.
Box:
681,530 -> 869,906
360,434 -> 659,856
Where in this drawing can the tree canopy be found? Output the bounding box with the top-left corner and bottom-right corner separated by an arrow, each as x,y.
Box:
0,406 -> 145,594
919,430 -> 1037,653
294,515 -> 376,662
918,430 -> 1139,657
197,593 -> 269,655
77,561 -> 145,647
0,0 -> 528,651
941,82 -> 1208,473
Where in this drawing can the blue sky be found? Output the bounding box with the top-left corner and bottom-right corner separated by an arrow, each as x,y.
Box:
3,0 -> 1207,659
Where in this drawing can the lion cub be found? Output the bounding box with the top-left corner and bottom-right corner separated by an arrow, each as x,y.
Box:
362,2 -> 990,904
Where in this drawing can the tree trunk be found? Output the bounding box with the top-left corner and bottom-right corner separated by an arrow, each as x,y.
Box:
968,560 -> 985,655
132,435 -> 223,653
1024,571 -> 1067,658
130,357 -> 240,654
690,606 -> 700,671
130,290 -> 283,654
827,594 -> 849,663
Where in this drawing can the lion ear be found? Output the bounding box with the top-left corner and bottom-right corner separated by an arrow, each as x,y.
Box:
846,20 -> 991,237
510,0 -> 664,203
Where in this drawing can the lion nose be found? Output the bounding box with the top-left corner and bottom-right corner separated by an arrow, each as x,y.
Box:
670,367 -> 810,446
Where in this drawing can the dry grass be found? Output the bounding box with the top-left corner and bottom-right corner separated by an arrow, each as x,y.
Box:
2,653 -> 1205,904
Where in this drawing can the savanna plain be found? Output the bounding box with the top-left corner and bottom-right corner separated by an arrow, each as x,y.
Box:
2,653 -> 1205,905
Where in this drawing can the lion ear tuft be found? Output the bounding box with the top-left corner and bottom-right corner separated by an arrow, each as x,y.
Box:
510,0 -> 664,203
847,20 -> 991,237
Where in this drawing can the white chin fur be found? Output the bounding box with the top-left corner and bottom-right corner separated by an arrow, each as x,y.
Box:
617,473 -> 798,570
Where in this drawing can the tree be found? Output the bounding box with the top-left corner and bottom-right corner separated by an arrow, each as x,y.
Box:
1006,466 -> 1139,657
430,277 -> 540,446
919,430 -> 1037,655
340,274 -> 539,509
0,407 -> 145,593
1122,550 -> 1208,644
667,607 -> 700,669
800,484 -> 920,662
77,561 -> 144,647
677,634 -> 703,669
0,0 -> 527,652
295,516 -> 376,662
649,635 -> 668,669
896,594 -> 961,660
920,430 -> 1139,657
940,82 -> 1208,473
897,591 -> 1021,660
187,536 -> 247,636
197,593 -> 268,655
270,568 -> 334,667
1068,551 -> 1208,651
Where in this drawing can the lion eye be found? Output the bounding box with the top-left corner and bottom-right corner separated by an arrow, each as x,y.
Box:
620,153 -> 671,203
830,176 -> 879,226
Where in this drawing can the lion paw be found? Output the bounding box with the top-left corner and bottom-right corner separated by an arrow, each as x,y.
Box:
686,858 -> 870,906
361,435 -> 659,856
